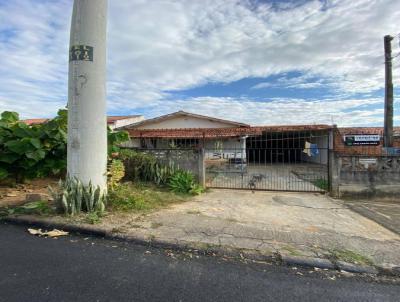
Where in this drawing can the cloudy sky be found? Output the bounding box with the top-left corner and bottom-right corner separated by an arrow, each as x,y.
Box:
0,0 -> 399,126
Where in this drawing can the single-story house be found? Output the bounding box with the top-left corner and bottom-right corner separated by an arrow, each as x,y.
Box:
120,110 -> 333,165
21,110 -> 400,195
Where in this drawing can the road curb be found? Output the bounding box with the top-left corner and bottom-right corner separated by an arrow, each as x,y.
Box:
2,215 -> 390,276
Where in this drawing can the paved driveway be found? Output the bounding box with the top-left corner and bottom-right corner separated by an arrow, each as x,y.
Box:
345,200 -> 400,235
123,190 -> 400,268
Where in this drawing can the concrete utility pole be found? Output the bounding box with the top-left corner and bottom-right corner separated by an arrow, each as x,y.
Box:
67,0 -> 108,190
384,35 -> 394,148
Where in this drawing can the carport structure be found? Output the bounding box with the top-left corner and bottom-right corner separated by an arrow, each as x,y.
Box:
205,125 -> 333,192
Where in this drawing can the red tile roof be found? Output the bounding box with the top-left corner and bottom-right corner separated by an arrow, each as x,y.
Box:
22,118 -> 50,125
127,125 -> 333,138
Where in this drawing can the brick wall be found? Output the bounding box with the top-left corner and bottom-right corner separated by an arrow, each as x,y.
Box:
334,127 -> 400,156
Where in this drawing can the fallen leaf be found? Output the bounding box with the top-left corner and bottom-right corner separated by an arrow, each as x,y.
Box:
28,228 -> 68,237
45,229 -> 69,237
28,228 -> 43,235
340,270 -> 354,277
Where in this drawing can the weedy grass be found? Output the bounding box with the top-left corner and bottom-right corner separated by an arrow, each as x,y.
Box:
1,201 -> 53,217
84,212 -> 102,224
312,179 -> 329,191
108,182 -> 190,213
281,245 -> 303,257
328,249 -> 374,266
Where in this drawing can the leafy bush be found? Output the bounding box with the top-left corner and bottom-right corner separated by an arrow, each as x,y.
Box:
168,170 -> 204,195
107,159 -> 125,190
117,149 -> 178,185
0,110 -> 67,182
168,170 -> 194,193
0,109 -> 129,183
108,128 -> 129,154
48,177 -> 107,216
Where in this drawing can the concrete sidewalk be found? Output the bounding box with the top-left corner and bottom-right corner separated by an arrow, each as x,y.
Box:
115,190 -> 400,269
5,189 -> 400,272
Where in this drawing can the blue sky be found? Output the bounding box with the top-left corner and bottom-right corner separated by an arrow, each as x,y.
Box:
0,0 -> 399,126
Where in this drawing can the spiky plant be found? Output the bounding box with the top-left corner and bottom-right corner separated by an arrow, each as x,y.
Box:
48,177 -> 107,216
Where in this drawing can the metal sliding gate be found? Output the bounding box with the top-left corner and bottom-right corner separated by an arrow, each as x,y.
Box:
204,131 -> 329,192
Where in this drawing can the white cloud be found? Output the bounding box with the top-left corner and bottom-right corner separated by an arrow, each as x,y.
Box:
138,96 -> 386,127
0,0 -> 399,125
252,74 -> 326,89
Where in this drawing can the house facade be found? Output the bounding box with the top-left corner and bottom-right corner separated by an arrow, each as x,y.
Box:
122,111 -> 250,160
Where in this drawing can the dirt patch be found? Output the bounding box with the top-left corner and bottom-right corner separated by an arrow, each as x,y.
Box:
0,178 -> 58,208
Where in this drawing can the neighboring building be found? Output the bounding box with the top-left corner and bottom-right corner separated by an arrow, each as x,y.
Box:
106,115 -> 144,130
22,118 -> 50,125
21,115 -> 144,129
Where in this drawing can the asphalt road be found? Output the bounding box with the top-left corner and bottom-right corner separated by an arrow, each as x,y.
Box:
0,223 -> 399,302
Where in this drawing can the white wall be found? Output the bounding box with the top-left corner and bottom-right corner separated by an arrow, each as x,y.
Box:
137,116 -> 237,129
109,116 -> 144,130
204,138 -> 246,160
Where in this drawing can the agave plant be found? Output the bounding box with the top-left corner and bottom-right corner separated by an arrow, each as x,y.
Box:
48,177 -> 107,216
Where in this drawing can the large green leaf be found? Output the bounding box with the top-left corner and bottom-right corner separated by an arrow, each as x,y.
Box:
19,158 -> 38,168
26,149 -> 46,161
0,167 -> 8,180
4,140 -> 29,154
11,123 -> 33,138
1,111 -> 19,123
0,152 -> 19,164
29,138 -> 41,149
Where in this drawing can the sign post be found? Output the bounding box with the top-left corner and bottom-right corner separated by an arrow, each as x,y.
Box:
67,0 -> 108,190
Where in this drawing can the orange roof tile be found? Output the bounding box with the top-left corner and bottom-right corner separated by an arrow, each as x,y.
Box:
127,125 -> 333,138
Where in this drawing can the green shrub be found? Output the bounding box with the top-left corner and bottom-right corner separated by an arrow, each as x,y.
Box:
108,128 -> 129,154
168,170 -> 204,195
48,177 -> 107,216
107,159 -> 125,190
0,110 -> 67,182
0,109 -> 129,183
117,149 -> 178,185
